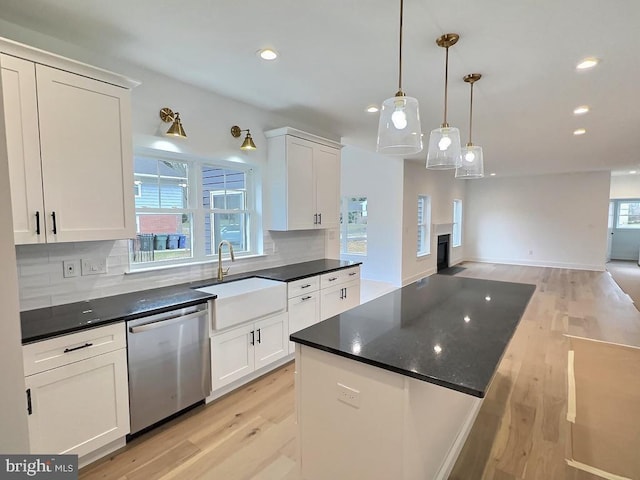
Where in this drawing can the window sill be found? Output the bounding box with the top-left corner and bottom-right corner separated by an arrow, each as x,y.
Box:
125,253 -> 268,275
417,252 -> 431,259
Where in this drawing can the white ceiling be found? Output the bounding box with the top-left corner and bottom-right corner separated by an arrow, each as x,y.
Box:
1,0 -> 639,176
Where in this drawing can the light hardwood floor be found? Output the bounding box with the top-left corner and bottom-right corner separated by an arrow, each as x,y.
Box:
79,263 -> 640,480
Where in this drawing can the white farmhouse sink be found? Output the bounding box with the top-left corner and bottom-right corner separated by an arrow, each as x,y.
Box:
196,277 -> 286,330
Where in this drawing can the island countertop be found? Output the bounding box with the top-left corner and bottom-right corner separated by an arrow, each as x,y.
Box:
290,274 -> 535,398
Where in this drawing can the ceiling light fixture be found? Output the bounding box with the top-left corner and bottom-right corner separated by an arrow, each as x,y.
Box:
573,105 -> 590,115
630,170 -> 637,174
573,128 -> 586,136
258,49 -> 278,60
456,73 -> 484,179
576,57 -> 599,70
427,33 -> 462,170
159,107 -> 187,138
230,125 -> 257,150
366,105 -> 379,113
490,173 -> 496,176
376,0 -> 422,155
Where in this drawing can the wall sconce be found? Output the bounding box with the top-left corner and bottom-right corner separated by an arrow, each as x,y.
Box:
230,125 -> 257,150
159,107 -> 187,138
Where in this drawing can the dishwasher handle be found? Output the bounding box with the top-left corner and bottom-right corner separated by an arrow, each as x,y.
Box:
129,310 -> 207,334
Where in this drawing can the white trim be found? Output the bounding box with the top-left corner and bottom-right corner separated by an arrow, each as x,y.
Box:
566,350 -> 576,423
264,127 -> 343,149
402,268 -> 437,286
125,253 -> 267,274
206,355 -> 293,402
465,257 -> 605,272
566,459 -> 632,480
0,36 -> 140,89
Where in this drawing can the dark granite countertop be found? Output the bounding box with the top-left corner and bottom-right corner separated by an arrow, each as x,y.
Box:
290,274 -> 535,398
21,259 -> 361,344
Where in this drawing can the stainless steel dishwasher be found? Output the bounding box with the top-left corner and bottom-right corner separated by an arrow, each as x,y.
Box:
127,303 -> 210,435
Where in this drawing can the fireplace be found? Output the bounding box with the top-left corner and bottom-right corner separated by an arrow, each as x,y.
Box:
437,234 -> 450,272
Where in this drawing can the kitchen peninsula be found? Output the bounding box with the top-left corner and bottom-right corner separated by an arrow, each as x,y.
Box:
291,274 -> 535,480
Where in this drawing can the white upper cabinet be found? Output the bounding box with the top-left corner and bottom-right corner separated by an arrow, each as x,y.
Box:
1,55 -> 44,244
0,40 -> 137,244
266,127 -> 342,231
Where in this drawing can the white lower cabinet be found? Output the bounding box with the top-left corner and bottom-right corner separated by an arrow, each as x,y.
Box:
23,324 -> 129,458
288,291 -> 321,354
211,312 -> 288,391
320,280 -> 360,321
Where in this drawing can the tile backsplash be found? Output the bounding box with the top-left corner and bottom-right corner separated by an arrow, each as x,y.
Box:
17,229 -> 327,311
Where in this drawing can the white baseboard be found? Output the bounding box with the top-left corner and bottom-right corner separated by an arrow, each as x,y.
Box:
403,268 -> 437,286
465,257 -> 605,272
206,354 -> 294,403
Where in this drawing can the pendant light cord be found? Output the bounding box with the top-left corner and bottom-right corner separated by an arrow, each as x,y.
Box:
468,82 -> 474,144
443,46 -> 449,126
397,0 -> 404,94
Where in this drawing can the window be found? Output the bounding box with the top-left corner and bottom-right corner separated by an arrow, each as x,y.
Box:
452,199 -> 462,247
202,166 -> 252,255
340,197 -> 367,255
616,200 -> 640,229
130,152 -> 256,268
417,195 -> 431,256
131,157 -> 193,264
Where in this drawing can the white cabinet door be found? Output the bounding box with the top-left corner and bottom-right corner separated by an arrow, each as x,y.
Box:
1,54 -> 45,244
211,324 -> 255,390
314,145 -> 340,229
288,292 -> 321,354
25,349 -> 129,457
320,279 -> 361,321
285,136 -> 315,230
254,312 -> 288,371
36,64 -> 134,242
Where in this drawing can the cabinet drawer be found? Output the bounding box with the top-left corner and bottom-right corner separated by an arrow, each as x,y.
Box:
288,275 -> 320,298
23,323 -> 126,376
320,266 -> 360,289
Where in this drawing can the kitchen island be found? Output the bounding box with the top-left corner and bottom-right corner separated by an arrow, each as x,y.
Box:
291,274 -> 535,480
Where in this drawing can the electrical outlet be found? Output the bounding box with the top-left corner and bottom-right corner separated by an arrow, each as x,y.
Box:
63,260 -> 80,278
337,383 -> 360,408
81,258 -> 107,276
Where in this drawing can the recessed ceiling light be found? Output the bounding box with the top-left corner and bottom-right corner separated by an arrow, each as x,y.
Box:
258,49 -> 278,60
574,128 -> 586,135
366,105 -> 379,113
490,173 -> 496,176
576,57 -> 599,70
433,344 -> 442,354
573,105 -> 590,115
630,170 -> 637,174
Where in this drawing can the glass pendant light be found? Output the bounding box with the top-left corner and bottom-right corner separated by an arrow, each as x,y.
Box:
376,0 -> 422,155
456,73 -> 484,179
426,34 -> 462,169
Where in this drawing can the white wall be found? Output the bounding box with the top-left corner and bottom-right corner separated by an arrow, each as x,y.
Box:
610,174 -> 640,199
340,146 -> 404,285
0,73 -> 29,452
402,162 -> 466,285
465,171 -> 610,271
0,23 -> 339,310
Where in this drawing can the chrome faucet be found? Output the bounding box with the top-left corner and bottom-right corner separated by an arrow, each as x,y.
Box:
217,240 -> 235,281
